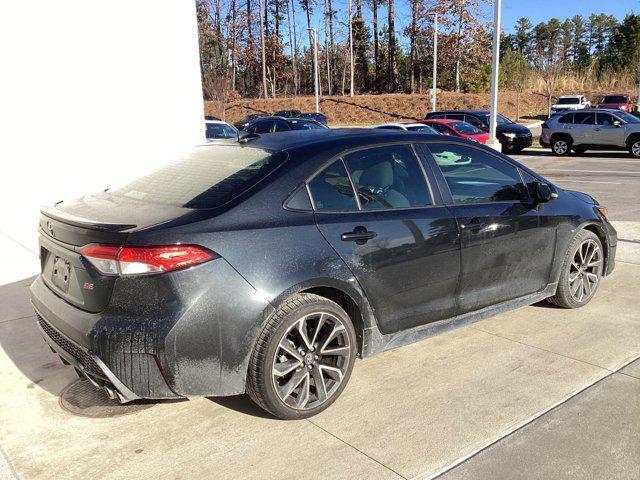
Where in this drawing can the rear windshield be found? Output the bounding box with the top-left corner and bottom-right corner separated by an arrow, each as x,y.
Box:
450,121 -> 482,134
109,145 -> 287,209
602,95 -> 627,103
557,97 -> 579,105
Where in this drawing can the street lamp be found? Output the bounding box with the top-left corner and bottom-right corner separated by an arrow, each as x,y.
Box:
487,0 -> 502,150
426,13 -> 438,112
307,28 -> 320,113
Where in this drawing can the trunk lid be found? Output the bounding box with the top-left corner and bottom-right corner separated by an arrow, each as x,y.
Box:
39,196 -> 196,313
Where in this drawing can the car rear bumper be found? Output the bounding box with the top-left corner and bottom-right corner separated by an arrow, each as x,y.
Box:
29,257 -> 273,401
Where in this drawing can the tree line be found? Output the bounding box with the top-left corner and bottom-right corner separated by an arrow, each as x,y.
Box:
196,0 -> 640,106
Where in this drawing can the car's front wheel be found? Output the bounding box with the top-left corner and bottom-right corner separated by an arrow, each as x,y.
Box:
551,136 -> 572,156
246,293 -> 356,419
547,230 -> 604,309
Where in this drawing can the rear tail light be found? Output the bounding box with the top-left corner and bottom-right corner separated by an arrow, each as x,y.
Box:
541,122 -> 549,129
80,244 -> 218,276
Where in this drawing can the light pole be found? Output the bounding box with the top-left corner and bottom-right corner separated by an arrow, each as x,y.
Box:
428,13 -> 438,112
487,0 -> 502,150
307,28 -> 320,113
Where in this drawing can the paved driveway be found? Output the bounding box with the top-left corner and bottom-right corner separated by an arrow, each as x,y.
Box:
0,151 -> 638,480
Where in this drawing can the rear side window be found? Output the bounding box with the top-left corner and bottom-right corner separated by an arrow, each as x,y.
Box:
446,114 -> 465,121
308,160 -> 357,211
344,145 -> 431,210
428,143 -> 527,204
558,113 -> 574,124
431,123 -> 454,135
273,120 -> 291,132
463,115 -> 486,129
108,146 -> 287,209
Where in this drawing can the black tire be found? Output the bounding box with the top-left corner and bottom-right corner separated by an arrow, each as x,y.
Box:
551,136 -> 572,156
628,137 -> 640,158
246,293 -> 357,419
547,230 -> 604,309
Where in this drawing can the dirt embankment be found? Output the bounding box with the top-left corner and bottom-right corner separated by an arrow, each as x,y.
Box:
205,89 -> 633,126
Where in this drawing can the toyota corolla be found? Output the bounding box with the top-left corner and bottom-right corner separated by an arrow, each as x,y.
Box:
30,129 -> 616,419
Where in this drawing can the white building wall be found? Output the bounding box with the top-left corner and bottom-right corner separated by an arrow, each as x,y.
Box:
0,1 -> 205,285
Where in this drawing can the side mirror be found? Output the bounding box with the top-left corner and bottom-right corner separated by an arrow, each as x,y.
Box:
534,182 -> 556,203
613,120 -> 621,128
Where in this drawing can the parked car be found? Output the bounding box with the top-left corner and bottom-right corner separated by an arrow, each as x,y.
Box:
372,122 -> 439,134
540,108 -> 640,157
597,94 -> 630,111
273,109 -> 302,118
425,110 -> 532,153
204,115 -> 221,121
205,120 -> 238,141
550,94 -> 591,115
244,116 -> 328,134
234,113 -> 271,130
31,129 -> 616,419
298,112 -> 329,125
420,119 -> 489,144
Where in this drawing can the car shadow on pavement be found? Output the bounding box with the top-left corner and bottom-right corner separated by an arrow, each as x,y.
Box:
520,149 -> 632,159
206,395 -> 275,419
0,275 -> 74,397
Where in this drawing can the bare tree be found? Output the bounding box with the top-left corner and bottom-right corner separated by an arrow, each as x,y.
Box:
388,0 -> 397,91
259,0 -> 268,97
349,0 -> 355,96
287,0 -> 299,94
536,45 -> 563,116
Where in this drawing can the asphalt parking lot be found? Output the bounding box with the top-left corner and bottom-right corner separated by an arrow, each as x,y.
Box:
1,149 -> 639,480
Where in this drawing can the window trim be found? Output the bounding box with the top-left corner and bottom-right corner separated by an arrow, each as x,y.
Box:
305,142 -> 437,214
421,140 -> 530,207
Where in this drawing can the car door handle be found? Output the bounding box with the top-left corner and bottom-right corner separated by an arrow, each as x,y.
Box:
461,219 -> 488,232
341,227 -> 377,243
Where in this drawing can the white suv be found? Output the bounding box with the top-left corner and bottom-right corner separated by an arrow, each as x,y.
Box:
540,109 -> 640,157
550,95 -> 591,115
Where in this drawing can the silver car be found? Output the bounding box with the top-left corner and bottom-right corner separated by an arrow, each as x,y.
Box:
540,109 -> 640,157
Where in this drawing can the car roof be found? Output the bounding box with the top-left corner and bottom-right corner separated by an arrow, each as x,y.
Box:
558,94 -> 582,98
205,120 -> 233,125
210,128 -> 452,153
423,118 -> 458,125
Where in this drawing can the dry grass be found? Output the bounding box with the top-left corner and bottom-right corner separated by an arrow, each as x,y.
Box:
205,89 -> 638,126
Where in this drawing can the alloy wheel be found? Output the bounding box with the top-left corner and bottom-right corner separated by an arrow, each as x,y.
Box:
568,239 -> 602,303
554,140 -> 568,155
632,141 -> 640,157
272,312 -> 351,410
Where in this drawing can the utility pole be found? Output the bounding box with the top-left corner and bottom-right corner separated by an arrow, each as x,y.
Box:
487,0 -> 502,150
348,0 -> 354,97
307,28 -> 320,113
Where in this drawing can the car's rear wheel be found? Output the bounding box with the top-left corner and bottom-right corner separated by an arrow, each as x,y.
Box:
629,138 -> 640,158
547,230 -> 604,309
246,293 -> 356,419
551,136 -> 572,156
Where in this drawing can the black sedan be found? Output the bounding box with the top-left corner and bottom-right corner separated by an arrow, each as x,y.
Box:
298,112 -> 329,125
30,129 -> 616,419
233,113 -> 271,130
425,110 -> 533,153
244,116 -> 328,134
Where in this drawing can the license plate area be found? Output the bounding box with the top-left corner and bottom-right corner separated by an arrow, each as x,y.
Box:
52,256 -> 72,293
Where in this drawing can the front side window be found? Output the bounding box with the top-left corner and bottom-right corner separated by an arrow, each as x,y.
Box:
273,120 -> 291,132
343,145 -> 431,210
450,121 -> 482,135
464,115 -> 487,129
597,114 -> 616,126
430,123 -> 455,135
428,143 -> 527,204
307,160 -> 357,211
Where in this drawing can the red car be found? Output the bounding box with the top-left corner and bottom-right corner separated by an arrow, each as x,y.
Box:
597,94 -> 631,111
420,118 -> 489,144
